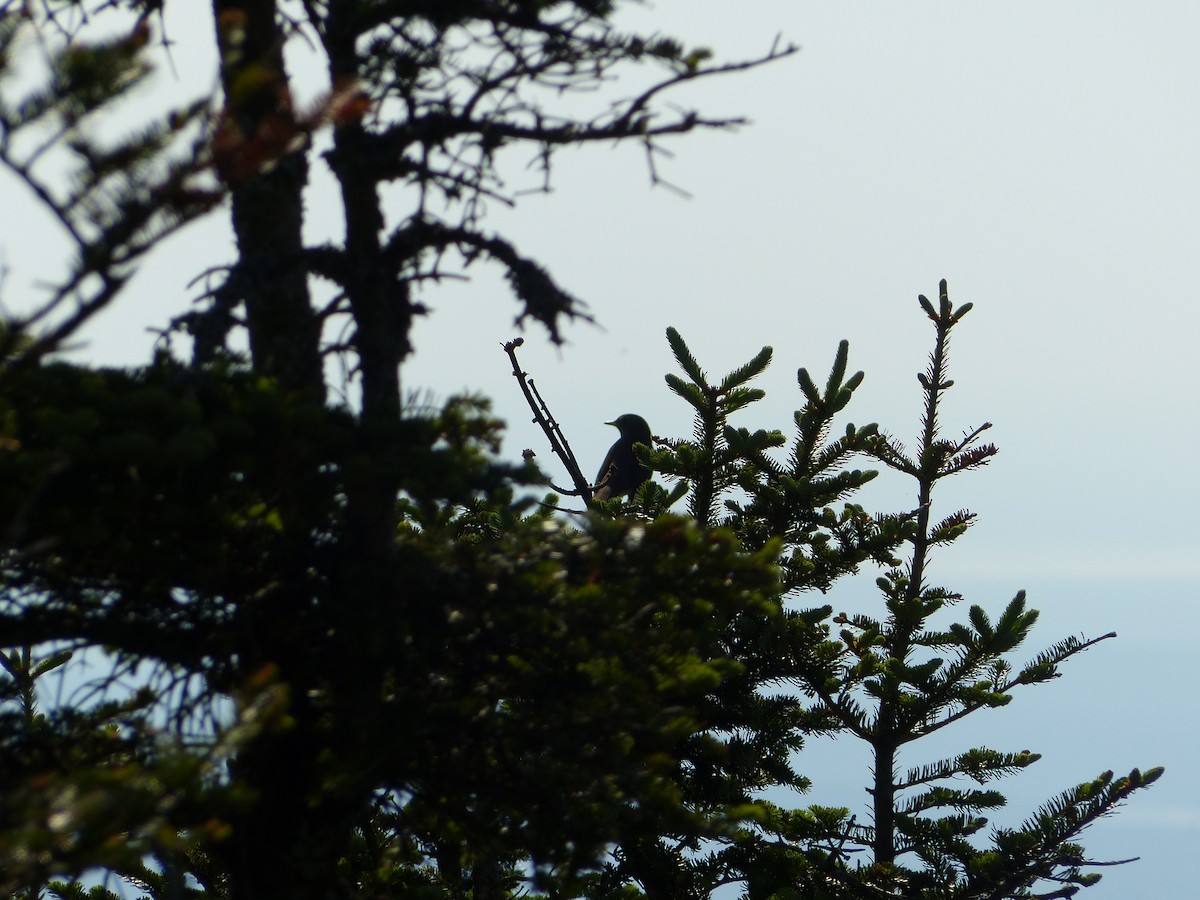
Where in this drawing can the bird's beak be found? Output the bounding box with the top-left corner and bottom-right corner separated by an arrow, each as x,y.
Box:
604,420 -> 616,427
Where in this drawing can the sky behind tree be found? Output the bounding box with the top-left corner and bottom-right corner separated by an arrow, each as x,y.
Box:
2,2 -> 1194,895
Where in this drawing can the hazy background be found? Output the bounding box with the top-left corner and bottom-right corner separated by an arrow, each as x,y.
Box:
2,2 -> 1195,895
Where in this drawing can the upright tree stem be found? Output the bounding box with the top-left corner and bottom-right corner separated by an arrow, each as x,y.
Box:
872,299 -> 952,866
214,0 -> 324,397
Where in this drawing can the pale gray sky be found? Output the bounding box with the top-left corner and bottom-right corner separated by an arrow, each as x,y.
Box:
2,2 -> 1195,895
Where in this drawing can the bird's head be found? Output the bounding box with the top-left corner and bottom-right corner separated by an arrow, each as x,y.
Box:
605,414 -> 652,443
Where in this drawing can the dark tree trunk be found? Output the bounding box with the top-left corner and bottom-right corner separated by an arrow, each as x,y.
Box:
209,4 -> 353,897
214,0 -> 324,398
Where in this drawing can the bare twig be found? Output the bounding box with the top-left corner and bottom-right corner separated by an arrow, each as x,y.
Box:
502,337 -> 592,502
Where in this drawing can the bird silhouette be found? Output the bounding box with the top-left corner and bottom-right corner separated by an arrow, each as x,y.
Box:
593,414 -> 652,501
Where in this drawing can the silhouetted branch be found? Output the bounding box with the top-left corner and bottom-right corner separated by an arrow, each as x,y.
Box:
502,337 -> 592,502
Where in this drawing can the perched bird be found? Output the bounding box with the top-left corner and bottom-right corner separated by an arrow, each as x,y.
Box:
593,414 -> 653,501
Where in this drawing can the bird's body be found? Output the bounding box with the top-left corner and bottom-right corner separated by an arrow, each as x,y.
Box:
593,414 -> 652,501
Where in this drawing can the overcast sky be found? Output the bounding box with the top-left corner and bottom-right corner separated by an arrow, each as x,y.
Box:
2,2 -> 1196,895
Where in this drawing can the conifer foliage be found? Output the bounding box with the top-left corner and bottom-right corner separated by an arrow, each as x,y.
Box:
774,284 -> 1163,899
0,2 -> 1159,899
582,287 -> 1160,900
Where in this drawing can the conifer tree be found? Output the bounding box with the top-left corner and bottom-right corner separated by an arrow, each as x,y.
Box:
782,283 -> 1164,899
0,1 -> 793,896
591,284 -> 1161,900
